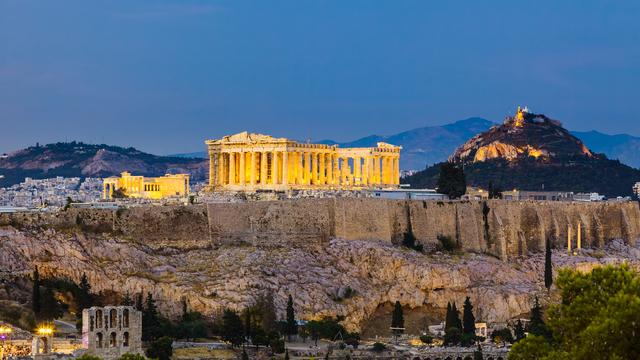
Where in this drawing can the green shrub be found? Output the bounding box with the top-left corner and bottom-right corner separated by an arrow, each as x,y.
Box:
437,234 -> 459,252
372,342 -> 386,352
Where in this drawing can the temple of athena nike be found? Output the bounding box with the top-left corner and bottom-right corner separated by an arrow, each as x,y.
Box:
205,132 -> 401,191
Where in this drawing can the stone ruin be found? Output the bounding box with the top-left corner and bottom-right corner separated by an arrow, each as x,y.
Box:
82,306 -> 142,359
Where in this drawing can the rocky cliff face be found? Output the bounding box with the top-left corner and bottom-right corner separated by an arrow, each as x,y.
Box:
1,199 -> 639,334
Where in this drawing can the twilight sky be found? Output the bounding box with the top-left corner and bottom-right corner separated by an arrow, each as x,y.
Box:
1,0 -> 639,155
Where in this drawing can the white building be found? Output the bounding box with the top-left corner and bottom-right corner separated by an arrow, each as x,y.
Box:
369,188 -> 448,201
573,192 -> 605,202
634,182 -> 640,198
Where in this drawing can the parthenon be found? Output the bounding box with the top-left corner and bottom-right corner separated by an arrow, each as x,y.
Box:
205,132 -> 401,191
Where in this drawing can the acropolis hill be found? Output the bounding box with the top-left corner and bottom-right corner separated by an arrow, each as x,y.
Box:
2,199 -> 640,334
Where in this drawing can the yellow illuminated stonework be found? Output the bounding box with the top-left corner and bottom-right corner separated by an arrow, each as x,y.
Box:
103,172 -> 190,200
205,132 -> 401,191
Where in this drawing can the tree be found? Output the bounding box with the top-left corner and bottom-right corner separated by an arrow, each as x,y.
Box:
241,348 -> 249,360
256,291 -> 277,334
116,354 -> 147,360
286,295 -> 297,338
75,355 -> 104,360
76,273 -> 93,318
391,301 -> 404,336
32,267 -> 41,317
419,334 -> 433,344
507,335 -> 551,360
142,293 -> 160,341
462,297 -> 476,335
145,336 -> 173,360
135,293 -> 144,311
509,265 -> 640,360
284,350 -> 290,360
527,297 -> 549,339
490,328 -> 514,346
462,297 -> 476,346
488,181 -> 502,199
221,309 -> 244,347
444,302 -> 463,346
39,284 -> 63,321
177,310 -> 208,341
473,344 -> 483,360
437,162 -> 466,199
514,320 -> 526,342
121,292 -> 133,306
544,239 -> 553,290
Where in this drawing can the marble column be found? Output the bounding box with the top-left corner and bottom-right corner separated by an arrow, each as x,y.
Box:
229,152 -> 236,185
261,152 -> 268,185
239,152 -> 246,185
218,153 -> 226,186
362,155 -> 369,186
297,152 -> 305,185
326,154 -> 333,185
319,153 -> 326,185
354,156 -> 362,185
311,152 -> 318,185
272,151 -> 279,185
282,151 -> 288,185
341,157 -> 349,185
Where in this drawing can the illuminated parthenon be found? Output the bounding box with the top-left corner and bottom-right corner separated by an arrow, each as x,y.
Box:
205,132 -> 401,191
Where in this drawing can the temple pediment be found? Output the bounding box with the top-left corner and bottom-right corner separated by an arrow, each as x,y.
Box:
377,142 -> 402,149
212,131 -> 289,144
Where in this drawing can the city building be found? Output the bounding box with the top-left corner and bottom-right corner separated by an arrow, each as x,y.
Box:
464,187 -> 490,200
205,131 -> 401,191
573,192 -> 605,202
369,188 -> 448,200
82,306 -> 142,360
501,190 -> 573,201
102,172 -> 190,200
0,177 -> 103,208
634,182 -> 640,198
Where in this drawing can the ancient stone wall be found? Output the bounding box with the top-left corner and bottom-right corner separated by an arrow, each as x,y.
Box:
2,199 -> 639,260
206,199 -> 640,260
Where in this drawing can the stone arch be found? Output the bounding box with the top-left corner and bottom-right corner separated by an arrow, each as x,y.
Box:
109,332 -> 117,347
413,357 -> 421,360
498,357 -> 504,360
96,332 -> 103,348
123,309 -> 130,328
109,309 -> 117,328
96,310 -> 103,328
123,332 -> 130,347
457,357 -> 463,360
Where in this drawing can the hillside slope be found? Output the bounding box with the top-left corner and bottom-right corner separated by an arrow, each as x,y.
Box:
0,142 -> 207,186
406,109 -> 640,197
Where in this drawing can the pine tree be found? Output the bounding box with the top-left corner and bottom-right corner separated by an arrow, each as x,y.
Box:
391,301 -> 404,335
437,162 -> 466,199
286,294 -> 297,337
121,292 -> 133,306
528,297 -> 549,339
32,266 -> 41,317
222,309 -> 244,347
514,320 -> 526,341
462,297 -> 476,335
544,239 -> 553,290
444,301 -> 463,346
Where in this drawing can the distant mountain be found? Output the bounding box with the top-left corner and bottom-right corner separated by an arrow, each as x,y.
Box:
406,108 -> 640,197
319,117 -> 496,170
570,130 -> 640,169
0,142 -> 207,187
318,119 -> 640,170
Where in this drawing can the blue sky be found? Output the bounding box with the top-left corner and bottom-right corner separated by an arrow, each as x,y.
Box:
1,0 -> 639,154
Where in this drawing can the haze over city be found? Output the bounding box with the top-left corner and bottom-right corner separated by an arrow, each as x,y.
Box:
2,0 -> 640,154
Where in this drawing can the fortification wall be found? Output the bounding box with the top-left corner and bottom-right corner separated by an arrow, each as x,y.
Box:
1,199 -> 639,260
206,199 -> 640,260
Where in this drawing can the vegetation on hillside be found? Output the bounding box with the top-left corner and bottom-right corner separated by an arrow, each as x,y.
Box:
509,264 -> 640,360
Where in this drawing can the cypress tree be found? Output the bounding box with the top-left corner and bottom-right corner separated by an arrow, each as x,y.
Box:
451,302 -> 462,331
462,297 -> 476,335
286,294 -> 297,337
143,292 -> 160,341
32,266 -> 41,317
135,292 -> 144,311
391,301 -> 404,334
40,284 -> 62,321
514,319 -> 526,341
528,297 -> 550,339
444,302 -> 452,330
544,239 -> 553,290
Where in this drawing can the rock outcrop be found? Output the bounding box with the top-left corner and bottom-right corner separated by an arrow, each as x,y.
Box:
1,199 -> 639,333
